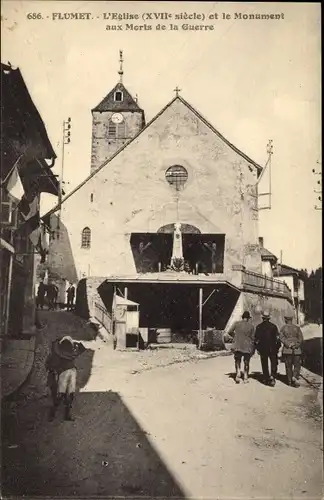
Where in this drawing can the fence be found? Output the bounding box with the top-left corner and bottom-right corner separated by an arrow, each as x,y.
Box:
94,301 -> 112,333
241,269 -> 292,298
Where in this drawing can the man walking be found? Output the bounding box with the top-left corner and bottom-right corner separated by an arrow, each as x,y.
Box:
226,311 -> 255,384
67,284 -> 75,311
279,313 -> 304,387
255,310 -> 281,387
46,282 -> 56,311
52,284 -> 58,310
45,336 -> 87,421
36,280 -> 46,310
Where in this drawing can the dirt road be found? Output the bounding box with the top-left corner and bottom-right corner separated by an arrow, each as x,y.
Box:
2,312 -> 323,499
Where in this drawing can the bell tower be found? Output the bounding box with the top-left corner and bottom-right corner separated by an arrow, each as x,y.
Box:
90,51 -> 146,173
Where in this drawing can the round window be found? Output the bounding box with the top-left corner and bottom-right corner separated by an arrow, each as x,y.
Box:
165,165 -> 188,190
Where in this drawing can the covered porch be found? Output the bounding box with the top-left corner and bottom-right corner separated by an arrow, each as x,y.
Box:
97,274 -> 240,345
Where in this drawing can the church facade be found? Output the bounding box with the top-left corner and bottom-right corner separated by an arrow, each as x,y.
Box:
45,57 -> 295,335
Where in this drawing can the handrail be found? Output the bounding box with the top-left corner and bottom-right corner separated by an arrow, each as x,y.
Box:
94,301 -> 112,333
241,269 -> 292,297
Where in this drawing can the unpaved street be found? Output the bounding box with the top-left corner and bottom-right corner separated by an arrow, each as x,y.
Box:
2,312 -> 323,499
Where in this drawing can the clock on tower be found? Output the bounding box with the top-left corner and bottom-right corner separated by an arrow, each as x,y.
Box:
90,52 -> 145,173
111,113 -> 124,124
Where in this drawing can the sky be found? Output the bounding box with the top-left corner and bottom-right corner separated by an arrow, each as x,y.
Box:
1,1 -> 322,271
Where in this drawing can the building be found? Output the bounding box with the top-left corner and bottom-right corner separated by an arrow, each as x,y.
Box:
258,237 -> 306,325
44,54 -> 295,342
273,263 -> 306,326
259,237 -> 278,277
0,63 -> 59,337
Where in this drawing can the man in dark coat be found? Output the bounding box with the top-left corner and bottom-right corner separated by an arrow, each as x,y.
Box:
36,280 -> 46,310
46,282 -> 56,311
255,310 -> 281,387
67,284 -> 76,311
226,311 -> 255,384
45,336 -> 86,421
279,314 -> 304,387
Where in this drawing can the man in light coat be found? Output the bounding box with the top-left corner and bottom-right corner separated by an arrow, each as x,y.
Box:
226,311 -> 255,384
279,313 -> 304,387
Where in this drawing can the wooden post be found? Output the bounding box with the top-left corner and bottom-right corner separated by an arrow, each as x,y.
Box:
124,287 -> 128,300
112,285 -> 116,336
199,287 -> 203,348
4,252 -> 13,335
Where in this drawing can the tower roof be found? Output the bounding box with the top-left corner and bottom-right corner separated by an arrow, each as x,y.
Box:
92,82 -> 143,113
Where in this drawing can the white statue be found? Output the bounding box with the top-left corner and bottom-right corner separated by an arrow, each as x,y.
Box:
171,222 -> 183,263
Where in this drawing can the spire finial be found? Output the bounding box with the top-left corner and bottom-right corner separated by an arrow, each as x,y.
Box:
118,50 -> 124,83
174,86 -> 181,97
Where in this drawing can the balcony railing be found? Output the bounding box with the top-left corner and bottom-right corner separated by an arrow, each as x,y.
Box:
241,269 -> 292,299
94,301 -> 112,333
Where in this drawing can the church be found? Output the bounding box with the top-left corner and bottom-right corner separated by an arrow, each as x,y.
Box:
44,52 -> 295,342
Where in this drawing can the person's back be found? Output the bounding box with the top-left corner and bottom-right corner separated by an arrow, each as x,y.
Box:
46,337 -> 86,421
280,315 -> 304,387
230,319 -> 255,353
38,282 -> 45,297
227,311 -> 255,384
280,323 -> 303,354
255,320 -> 279,354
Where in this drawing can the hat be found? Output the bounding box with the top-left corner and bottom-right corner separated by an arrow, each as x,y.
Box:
242,311 -> 251,319
284,313 -> 293,320
53,336 -> 75,359
59,335 -> 73,345
262,310 -> 270,319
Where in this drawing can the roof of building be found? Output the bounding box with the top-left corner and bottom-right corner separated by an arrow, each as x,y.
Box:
42,94 -> 263,220
1,63 -> 56,181
102,272 -> 240,289
92,82 -> 144,113
260,247 -> 278,262
274,263 -> 305,279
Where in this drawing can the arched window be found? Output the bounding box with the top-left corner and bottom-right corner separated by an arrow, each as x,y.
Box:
81,227 -> 91,248
117,120 -> 126,138
107,120 -> 126,138
108,121 -> 117,137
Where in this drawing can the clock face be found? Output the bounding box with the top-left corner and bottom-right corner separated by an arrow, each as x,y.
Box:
111,113 -> 124,124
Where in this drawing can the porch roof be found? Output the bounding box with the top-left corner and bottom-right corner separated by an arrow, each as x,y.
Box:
105,272 -> 240,289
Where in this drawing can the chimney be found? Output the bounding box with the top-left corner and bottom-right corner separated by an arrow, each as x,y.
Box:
258,237 -> 264,247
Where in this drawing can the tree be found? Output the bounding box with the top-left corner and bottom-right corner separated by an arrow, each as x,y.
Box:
304,267 -> 322,323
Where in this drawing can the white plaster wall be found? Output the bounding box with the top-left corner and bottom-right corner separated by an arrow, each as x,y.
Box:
261,260 -> 273,277
49,99 -> 262,282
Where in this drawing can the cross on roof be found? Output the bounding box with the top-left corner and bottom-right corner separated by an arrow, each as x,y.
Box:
174,86 -> 181,97
118,50 -> 124,83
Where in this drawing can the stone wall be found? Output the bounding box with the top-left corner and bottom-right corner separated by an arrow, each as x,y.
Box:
224,293 -> 243,333
75,277 -> 112,333
48,98 -> 262,283
242,291 -> 296,330
91,111 -> 143,172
